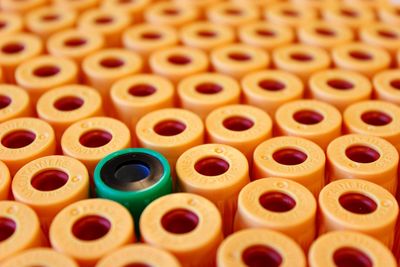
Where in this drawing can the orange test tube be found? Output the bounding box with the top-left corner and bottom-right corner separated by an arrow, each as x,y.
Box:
16,55 -> 78,105
111,74 -> 174,128
123,23 -> 178,63
206,2 -> 260,29
12,155 -> 90,233
206,104 -> 272,161
0,201 -> 45,262
309,231 -> 397,267
136,108 -> 204,174
145,2 -> 199,29
61,117 -> 131,175
272,44 -> 331,84
241,70 -> 304,118
0,13 -> 23,37
37,84 -> 104,142
327,134 -> 398,195
96,244 -> 181,267
47,29 -> 105,67
373,69 -> 400,105
322,4 -> 375,31
176,143 -> 250,235
332,42 -> 391,79
0,118 -> 55,176
309,69 -> 372,112
360,23 -> 400,58
217,228 -> 306,267
178,73 -> 240,120
253,136 -> 325,197
1,248 -> 78,267
149,46 -> 208,85
140,193 -> 223,267
26,7 -> 77,40
234,178 -> 316,251
264,2 -> 318,29
0,33 -> 43,83
319,179 -> 398,248
0,84 -> 31,123
82,48 -> 143,101
297,21 -> 354,51
0,0 -> 47,15
78,8 -> 131,47
238,22 -> 294,52
211,44 -> 270,80
344,100 -> 400,152
275,100 -> 342,150
180,22 -> 235,53
50,199 -> 134,267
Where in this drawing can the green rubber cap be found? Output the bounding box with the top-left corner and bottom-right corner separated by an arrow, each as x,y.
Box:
94,148 -> 173,229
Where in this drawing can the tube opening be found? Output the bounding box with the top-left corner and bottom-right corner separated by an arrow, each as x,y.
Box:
54,96 -> 84,111
377,30 -> 398,39
167,55 -> 191,65
242,245 -> 283,267
282,9 -> 299,17
390,79 -> 400,90
31,170 -> 69,191
225,8 -> 242,16
95,16 -> 114,24
0,95 -> 11,109
197,30 -> 217,38
154,120 -> 186,136
228,52 -> 251,61
100,57 -> 124,68
340,8 -> 359,17
223,116 -> 254,131
195,83 -> 223,94
273,148 -> 308,166
161,209 -> 199,234
72,215 -> 111,241
141,32 -> 162,40
345,145 -> 380,163
327,79 -> 354,90
1,130 -> 36,149
79,130 -> 113,148
315,27 -> 336,36
33,65 -> 60,77
339,193 -> 377,214
129,84 -> 156,97
0,217 -> 16,242
293,110 -> 324,125
349,51 -> 372,61
361,111 -> 392,126
64,38 -> 87,47
1,42 -> 24,54
259,191 -> 296,212
163,8 -> 180,16
41,14 -> 59,21
256,29 -> 276,37
333,247 -> 373,267
258,79 -> 285,91
194,157 -> 229,176
290,52 -> 313,62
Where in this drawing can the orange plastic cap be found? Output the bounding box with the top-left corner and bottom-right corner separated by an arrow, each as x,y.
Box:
327,134 -> 399,195
217,228 -> 306,267
50,199 -> 134,267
